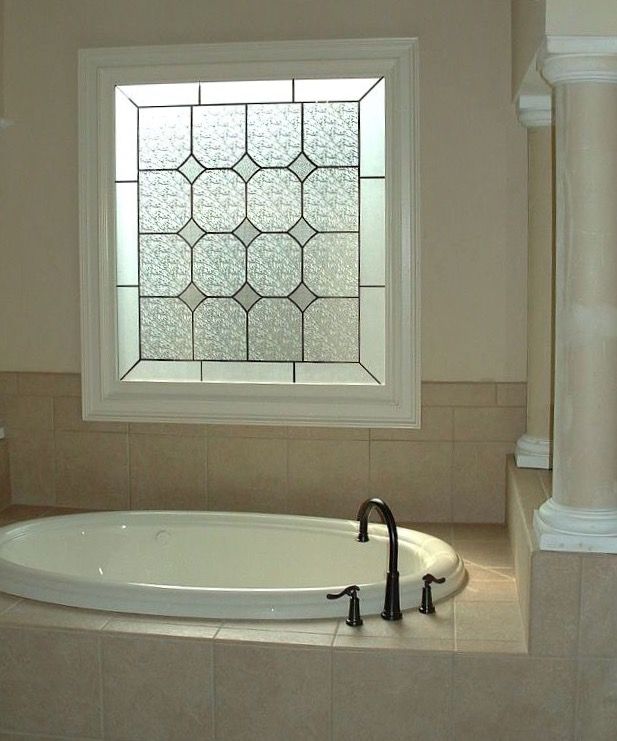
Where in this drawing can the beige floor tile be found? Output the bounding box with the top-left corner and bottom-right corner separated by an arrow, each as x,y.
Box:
455,601 -> 524,643
336,601 -> 454,641
334,634 -> 454,651
401,521 -> 453,541
451,523 -> 508,541
455,579 -> 518,602
579,553 -> 617,658
0,598 -> 110,630
103,615 -> 220,639
102,633 -> 214,740
454,538 -> 513,568
456,638 -> 526,654
576,658 -> 617,741
333,649 -> 453,740
215,627 -> 332,646
0,627 -> 101,737
222,617 -> 338,635
0,593 -> 20,613
460,562 -> 515,582
215,642 -> 331,740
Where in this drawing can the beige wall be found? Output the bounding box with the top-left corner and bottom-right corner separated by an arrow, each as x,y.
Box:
546,0 -> 617,35
0,0 -> 527,381
511,0 -> 546,97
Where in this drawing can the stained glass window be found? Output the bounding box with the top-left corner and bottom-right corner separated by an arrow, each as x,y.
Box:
115,78 -> 385,385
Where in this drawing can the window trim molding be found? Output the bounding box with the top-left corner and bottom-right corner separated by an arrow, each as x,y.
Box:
79,38 -> 420,427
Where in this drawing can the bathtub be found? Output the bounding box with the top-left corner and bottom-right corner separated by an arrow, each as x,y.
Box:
0,511 -> 465,619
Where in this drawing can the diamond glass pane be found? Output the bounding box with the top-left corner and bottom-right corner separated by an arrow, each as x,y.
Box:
304,299 -> 359,361
194,299 -> 246,360
247,104 -> 301,166
248,234 -> 301,296
139,171 -> 191,232
139,235 -> 191,295
248,299 -> 302,361
303,168 -> 358,231
139,107 -> 191,169
193,170 -> 245,231
193,234 -> 246,296
193,105 -> 245,168
247,169 -> 301,231
303,103 -> 358,166
303,234 -> 358,296
140,298 -> 192,359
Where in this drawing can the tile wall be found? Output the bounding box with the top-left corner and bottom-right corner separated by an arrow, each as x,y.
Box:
0,373 -> 526,522
0,440 -> 9,511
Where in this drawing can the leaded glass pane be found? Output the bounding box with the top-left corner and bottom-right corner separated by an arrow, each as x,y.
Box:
115,90 -> 137,181
193,105 -> 245,168
139,171 -> 191,232
294,78 -> 379,101
360,287 -> 385,382
117,287 -> 139,377
304,299 -> 359,361
248,299 -> 302,360
116,183 -> 138,284
247,169 -> 301,231
360,79 -> 385,177
248,234 -> 301,296
360,178 -> 385,284
140,298 -> 192,359
303,168 -> 358,231
193,170 -> 245,231
139,107 -> 191,169
247,104 -> 301,166
303,103 -> 357,166
139,235 -> 191,295
118,83 -> 198,107
193,234 -> 246,296
303,234 -> 358,296
194,299 -> 246,360
200,80 -> 292,105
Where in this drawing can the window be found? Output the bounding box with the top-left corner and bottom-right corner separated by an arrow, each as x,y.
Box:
79,39 -> 419,426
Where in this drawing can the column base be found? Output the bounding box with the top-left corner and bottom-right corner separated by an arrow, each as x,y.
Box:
515,434 -> 551,469
534,497 -> 617,553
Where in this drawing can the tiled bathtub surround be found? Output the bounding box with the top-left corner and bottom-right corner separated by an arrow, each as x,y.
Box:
0,441 -> 9,511
0,373 -> 525,522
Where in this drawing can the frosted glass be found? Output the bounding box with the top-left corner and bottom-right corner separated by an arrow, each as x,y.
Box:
248,299 -> 301,360
138,107 -> 191,169
139,172 -> 191,232
140,298 -> 193,360
201,362 -> 292,383
247,104 -> 301,166
303,103 -> 358,166
360,79 -> 385,177
294,78 -> 379,102
303,233 -> 358,296
247,169 -> 301,231
118,83 -> 199,107
193,170 -> 245,231
360,179 -> 385,284
139,235 -> 191,295
115,183 -> 138,285
124,361 -> 201,382
193,105 -> 245,168
200,80 -> 292,104
295,363 -> 378,385
360,287 -> 385,383
194,299 -> 246,360
193,234 -> 246,296
117,287 -> 139,378
304,299 -> 359,362
248,234 -> 301,295
303,168 -> 358,231
115,89 -> 137,181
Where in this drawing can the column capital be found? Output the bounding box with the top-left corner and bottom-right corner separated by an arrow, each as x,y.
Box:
517,94 -> 552,128
539,36 -> 617,85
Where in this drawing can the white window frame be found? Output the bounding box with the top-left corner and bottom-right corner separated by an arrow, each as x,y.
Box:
79,38 -> 420,427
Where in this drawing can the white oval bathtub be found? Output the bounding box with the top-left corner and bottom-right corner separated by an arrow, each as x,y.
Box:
0,511 -> 465,619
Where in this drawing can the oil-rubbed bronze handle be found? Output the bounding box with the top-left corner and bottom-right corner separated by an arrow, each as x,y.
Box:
326,585 -> 363,626
422,573 -> 446,586
419,574 -> 446,615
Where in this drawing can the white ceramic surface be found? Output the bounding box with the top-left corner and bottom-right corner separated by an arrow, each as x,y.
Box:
0,511 -> 465,619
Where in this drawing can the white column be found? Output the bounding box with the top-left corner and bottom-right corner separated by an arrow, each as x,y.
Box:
515,95 -> 554,469
534,39 -> 617,553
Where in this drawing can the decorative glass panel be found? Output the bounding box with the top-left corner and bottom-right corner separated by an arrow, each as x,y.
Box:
115,76 -> 386,383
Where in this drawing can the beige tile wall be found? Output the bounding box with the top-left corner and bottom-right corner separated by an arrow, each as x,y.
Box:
0,373 -> 526,522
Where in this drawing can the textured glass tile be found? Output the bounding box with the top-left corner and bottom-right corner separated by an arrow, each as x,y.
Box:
304,299 -> 359,361
289,283 -> 317,311
289,218 -> 316,246
178,282 -> 206,311
288,153 -> 316,181
117,287 -> 139,378
303,233 -> 358,296
248,299 -> 302,361
234,283 -> 260,311
194,299 -> 246,360
178,219 -> 205,246
360,287 -> 385,383
248,234 -> 301,296
360,79 -> 385,177
233,154 -> 260,182
193,170 -> 245,231
193,234 -> 246,296
233,218 -> 261,246
360,178 -> 385,284
247,104 -> 301,166
115,89 -> 137,181
139,107 -> 191,169
200,80 -> 292,105
247,169 -> 301,231
193,105 -> 245,168
140,298 -> 193,360
139,171 -> 191,232
303,103 -> 358,166
178,155 -> 205,183
139,235 -> 191,296
116,183 -> 138,284
294,78 -> 379,102
118,83 -> 199,107
303,168 -> 358,231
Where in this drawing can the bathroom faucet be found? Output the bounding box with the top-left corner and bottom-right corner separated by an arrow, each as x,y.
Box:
356,497 -> 402,621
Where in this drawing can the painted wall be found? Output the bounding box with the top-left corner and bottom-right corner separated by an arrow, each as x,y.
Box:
546,0 -> 617,35
0,0 -> 527,381
511,0 -> 546,97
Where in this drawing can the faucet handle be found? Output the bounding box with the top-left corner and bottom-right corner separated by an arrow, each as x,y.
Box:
419,573 -> 446,615
327,585 -> 363,627
422,573 -> 446,585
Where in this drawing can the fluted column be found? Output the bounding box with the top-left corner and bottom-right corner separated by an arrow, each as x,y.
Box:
515,95 -> 554,469
534,40 -> 617,553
